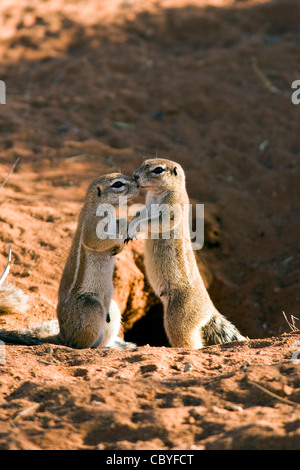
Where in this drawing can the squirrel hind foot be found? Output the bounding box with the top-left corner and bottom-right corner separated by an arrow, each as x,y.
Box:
202,312 -> 246,346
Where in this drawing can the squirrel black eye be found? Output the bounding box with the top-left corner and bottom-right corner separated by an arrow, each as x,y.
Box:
152,167 -> 165,174
111,181 -> 124,188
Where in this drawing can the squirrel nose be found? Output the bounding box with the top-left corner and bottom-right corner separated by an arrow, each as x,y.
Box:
133,171 -> 139,181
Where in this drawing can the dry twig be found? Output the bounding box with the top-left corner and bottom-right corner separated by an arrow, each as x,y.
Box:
13,403 -> 39,423
0,245 -> 13,287
282,311 -> 299,332
0,157 -> 20,190
0,159 -> 20,285
251,56 -> 281,95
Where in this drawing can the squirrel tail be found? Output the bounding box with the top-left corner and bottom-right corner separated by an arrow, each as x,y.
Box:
0,283 -> 60,345
0,283 -> 29,315
0,319 -> 60,346
202,310 -> 247,346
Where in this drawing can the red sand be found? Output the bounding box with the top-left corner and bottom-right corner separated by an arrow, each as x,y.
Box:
0,0 -> 299,450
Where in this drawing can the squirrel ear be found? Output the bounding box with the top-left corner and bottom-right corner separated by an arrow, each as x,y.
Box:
97,186 -> 101,197
173,167 -> 178,176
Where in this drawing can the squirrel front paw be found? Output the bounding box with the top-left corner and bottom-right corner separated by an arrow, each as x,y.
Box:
111,241 -> 124,256
121,229 -> 138,245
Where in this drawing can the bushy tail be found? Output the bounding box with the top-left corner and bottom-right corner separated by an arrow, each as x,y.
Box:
0,283 -> 29,315
0,319 -> 136,349
0,320 -> 60,346
202,311 -> 247,346
0,283 -> 60,346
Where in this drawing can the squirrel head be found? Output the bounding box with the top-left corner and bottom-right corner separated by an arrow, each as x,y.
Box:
84,173 -> 139,206
133,158 -> 185,194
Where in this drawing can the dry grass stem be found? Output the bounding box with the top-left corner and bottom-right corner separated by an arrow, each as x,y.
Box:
0,245 -> 13,287
0,157 -> 20,190
249,380 -> 299,407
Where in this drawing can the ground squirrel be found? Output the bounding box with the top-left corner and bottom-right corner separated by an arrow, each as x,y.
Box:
0,174 -> 138,349
131,158 -> 246,349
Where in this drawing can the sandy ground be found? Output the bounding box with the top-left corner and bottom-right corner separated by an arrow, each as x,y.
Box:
0,0 -> 299,450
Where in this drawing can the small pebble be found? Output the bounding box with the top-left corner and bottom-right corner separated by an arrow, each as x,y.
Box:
226,404 -> 243,412
187,416 -> 196,424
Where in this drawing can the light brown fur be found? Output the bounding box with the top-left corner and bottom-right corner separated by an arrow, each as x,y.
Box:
0,174 -> 138,349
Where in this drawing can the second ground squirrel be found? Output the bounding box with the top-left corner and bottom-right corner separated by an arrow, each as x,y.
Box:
132,158 -> 246,349
0,174 -> 138,349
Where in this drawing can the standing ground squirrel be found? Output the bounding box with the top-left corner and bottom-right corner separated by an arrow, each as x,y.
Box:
132,158 -> 246,349
0,174 -> 138,349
